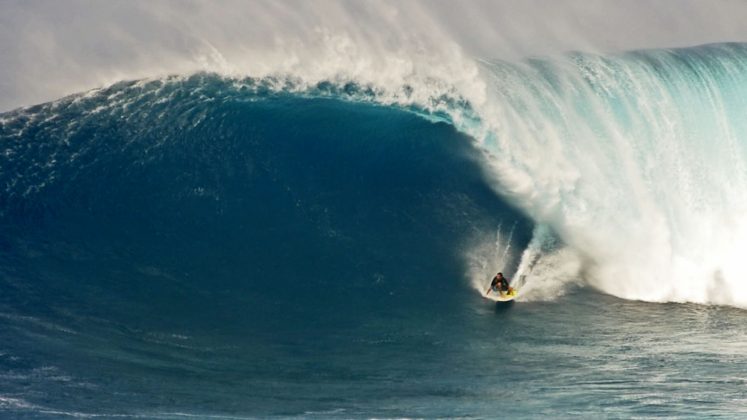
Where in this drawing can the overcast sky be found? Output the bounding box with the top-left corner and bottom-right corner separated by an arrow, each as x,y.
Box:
2,0 -> 747,111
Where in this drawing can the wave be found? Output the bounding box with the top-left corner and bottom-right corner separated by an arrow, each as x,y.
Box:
4,42 -> 747,310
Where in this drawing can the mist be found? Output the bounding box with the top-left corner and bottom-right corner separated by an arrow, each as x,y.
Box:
2,0 -> 747,111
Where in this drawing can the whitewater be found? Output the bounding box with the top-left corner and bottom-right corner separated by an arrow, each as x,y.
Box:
467,44 -> 747,306
3,1 -> 747,418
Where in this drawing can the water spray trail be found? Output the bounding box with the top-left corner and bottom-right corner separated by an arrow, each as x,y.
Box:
496,221 -> 517,273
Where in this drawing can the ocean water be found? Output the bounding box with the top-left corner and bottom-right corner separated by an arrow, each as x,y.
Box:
1,43 -> 747,417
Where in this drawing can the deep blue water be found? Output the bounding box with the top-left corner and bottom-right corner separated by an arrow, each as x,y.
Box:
1,67 -> 746,417
0,78 -> 533,417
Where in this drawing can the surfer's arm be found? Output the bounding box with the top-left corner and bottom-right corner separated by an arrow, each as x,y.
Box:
485,287 -> 491,295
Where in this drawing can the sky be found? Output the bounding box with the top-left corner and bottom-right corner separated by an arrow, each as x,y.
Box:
2,0 -> 747,111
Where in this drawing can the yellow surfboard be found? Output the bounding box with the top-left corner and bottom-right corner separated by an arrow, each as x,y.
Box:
494,288 -> 518,302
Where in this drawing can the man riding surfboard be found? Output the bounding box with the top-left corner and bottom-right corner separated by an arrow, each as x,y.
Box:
486,272 -> 513,296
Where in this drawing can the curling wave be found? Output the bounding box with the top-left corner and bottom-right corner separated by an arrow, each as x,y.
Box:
4,43 -> 747,312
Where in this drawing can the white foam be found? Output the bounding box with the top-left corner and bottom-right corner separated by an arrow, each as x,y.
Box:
460,49 -> 747,308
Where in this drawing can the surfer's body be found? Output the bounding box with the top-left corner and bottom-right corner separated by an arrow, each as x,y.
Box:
486,272 -> 511,295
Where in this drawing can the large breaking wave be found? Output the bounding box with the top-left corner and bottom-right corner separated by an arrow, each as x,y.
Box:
3,42 -> 747,313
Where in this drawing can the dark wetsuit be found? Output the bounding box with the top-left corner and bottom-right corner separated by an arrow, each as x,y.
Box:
491,276 -> 510,292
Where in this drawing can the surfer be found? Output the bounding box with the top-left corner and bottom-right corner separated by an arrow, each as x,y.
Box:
486,272 -> 510,296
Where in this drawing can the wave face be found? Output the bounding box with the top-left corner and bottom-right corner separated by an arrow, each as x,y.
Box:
0,73 -> 537,319
0,76 -> 532,416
